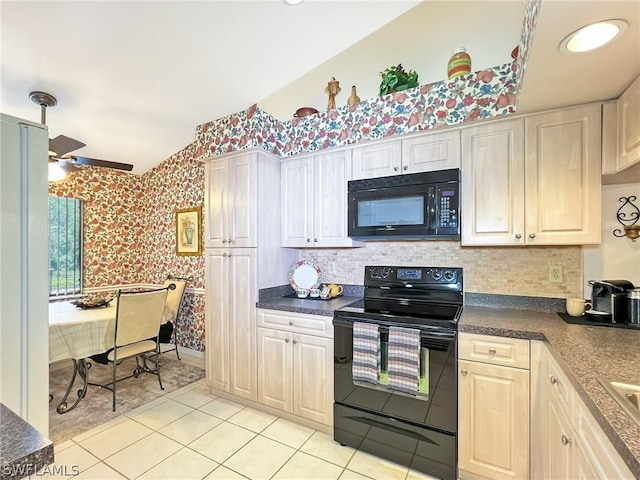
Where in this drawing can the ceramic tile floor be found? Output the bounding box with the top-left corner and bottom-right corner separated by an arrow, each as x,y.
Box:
44,379 -> 438,480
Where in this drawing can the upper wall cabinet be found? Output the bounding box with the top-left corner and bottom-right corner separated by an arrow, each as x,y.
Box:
281,149 -> 362,248
352,130 -> 461,180
204,153 -> 257,248
617,75 -> 640,171
462,104 -> 602,246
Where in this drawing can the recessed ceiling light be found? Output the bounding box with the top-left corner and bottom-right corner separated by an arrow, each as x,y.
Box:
559,19 -> 628,54
283,0 -> 303,5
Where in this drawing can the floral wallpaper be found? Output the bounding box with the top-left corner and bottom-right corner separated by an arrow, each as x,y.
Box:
49,143 -> 207,352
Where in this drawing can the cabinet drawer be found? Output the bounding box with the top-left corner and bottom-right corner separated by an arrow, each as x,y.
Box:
458,333 -> 530,369
257,309 -> 332,338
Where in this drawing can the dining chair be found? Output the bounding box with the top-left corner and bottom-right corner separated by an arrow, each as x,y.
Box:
106,286 -> 170,411
160,275 -> 189,360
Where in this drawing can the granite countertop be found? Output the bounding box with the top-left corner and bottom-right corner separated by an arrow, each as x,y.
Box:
256,294 -> 640,477
256,295 -> 360,316
460,306 -> 640,478
0,403 -> 54,480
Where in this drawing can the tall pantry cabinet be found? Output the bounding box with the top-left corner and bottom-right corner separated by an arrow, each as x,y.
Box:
204,150 -> 296,400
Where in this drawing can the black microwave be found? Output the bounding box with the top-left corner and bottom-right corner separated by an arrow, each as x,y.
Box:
347,169 -> 460,240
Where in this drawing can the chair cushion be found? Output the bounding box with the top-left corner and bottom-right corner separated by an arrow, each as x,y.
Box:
107,340 -> 157,361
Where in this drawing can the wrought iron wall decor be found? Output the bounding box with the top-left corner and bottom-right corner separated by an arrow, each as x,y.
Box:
613,196 -> 640,241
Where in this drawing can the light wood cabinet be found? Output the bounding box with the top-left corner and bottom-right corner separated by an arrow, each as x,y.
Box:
462,104 -> 601,246
204,150 -> 297,402
617,75 -> 640,171
204,153 -> 257,248
533,345 -> 634,480
205,249 -> 257,401
281,149 -> 361,248
458,333 -> 530,480
257,310 -> 333,426
352,130 -> 460,180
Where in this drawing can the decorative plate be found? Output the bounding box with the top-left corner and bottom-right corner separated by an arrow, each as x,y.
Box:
289,260 -> 322,290
71,297 -> 113,309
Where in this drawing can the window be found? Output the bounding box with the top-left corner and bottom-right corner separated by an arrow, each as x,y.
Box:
49,195 -> 83,296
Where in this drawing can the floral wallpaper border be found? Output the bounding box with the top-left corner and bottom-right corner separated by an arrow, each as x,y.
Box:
193,0 -> 539,161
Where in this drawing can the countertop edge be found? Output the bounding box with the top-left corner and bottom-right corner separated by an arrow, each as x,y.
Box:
0,404 -> 54,480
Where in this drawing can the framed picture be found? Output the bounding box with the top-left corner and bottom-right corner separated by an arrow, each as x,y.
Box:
175,207 -> 202,256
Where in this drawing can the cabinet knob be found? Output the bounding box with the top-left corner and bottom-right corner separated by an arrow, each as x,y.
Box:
314,238 -> 318,243
228,253 -> 233,257
307,238 -> 311,243
293,340 -> 298,345
488,348 -> 497,355
528,233 -> 536,239
515,233 -> 522,239
228,239 -> 233,243
289,321 -> 294,326
222,239 -> 227,243
460,369 -> 468,376
393,166 -> 399,172
222,253 -> 228,257
550,375 -> 558,385
403,165 -> 408,171
561,434 -> 571,446
285,338 -> 290,343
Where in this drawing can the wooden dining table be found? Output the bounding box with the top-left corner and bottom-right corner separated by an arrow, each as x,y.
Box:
49,300 -> 172,414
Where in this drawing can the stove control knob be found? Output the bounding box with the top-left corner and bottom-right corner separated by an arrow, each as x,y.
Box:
369,268 -> 381,279
381,267 -> 391,279
444,271 -> 455,281
432,269 -> 442,280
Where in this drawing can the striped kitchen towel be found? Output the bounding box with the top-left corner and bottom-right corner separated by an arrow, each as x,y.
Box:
387,326 -> 420,395
352,322 -> 380,385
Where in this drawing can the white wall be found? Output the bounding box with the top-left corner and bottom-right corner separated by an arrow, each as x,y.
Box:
583,183 -> 640,298
258,1 -> 525,120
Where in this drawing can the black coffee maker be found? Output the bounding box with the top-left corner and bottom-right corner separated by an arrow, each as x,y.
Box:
588,280 -> 635,323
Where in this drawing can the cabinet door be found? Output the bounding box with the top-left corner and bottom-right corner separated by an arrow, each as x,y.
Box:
573,436 -> 600,480
204,160 -> 228,248
205,250 -> 230,391
352,140 -> 402,179
281,157 -> 314,247
313,150 -> 353,247
525,104 -> 601,244
545,395 -> 573,480
293,333 -> 333,426
228,153 -> 257,248
228,248 -> 257,401
402,130 -> 461,173
458,359 -> 529,479
618,75 -> 640,171
257,327 -> 293,413
461,119 -> 525,246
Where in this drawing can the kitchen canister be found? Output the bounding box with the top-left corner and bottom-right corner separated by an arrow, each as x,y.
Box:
447,47 -> 472,79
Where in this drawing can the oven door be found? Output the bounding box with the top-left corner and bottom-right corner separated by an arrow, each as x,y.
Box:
333,316 -> 457,434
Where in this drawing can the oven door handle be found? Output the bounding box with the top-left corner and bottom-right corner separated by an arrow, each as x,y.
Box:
333,316 -> 456,340
344,414 -> 440,446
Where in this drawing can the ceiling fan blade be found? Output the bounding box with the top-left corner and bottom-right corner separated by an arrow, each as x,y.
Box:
71,156 -> 134,172
50,134 -> 86,156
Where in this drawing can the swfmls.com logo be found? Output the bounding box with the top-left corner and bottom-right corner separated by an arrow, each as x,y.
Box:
2,464 -> 80,477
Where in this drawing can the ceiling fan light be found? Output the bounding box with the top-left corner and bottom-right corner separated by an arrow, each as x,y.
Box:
560,20 -> 628,54
48,162 -> 66,182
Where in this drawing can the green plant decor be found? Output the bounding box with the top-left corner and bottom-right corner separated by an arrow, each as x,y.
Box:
379,64 -> 419,96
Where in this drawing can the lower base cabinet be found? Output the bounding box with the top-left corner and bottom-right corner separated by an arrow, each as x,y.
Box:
256,310 -> 333,426
458,333 -> 530,480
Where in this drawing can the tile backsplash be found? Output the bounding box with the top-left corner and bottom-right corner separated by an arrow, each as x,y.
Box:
300,242 -> 582,299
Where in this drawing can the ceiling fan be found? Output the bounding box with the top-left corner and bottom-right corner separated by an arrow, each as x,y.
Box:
29,91 -> 134,176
